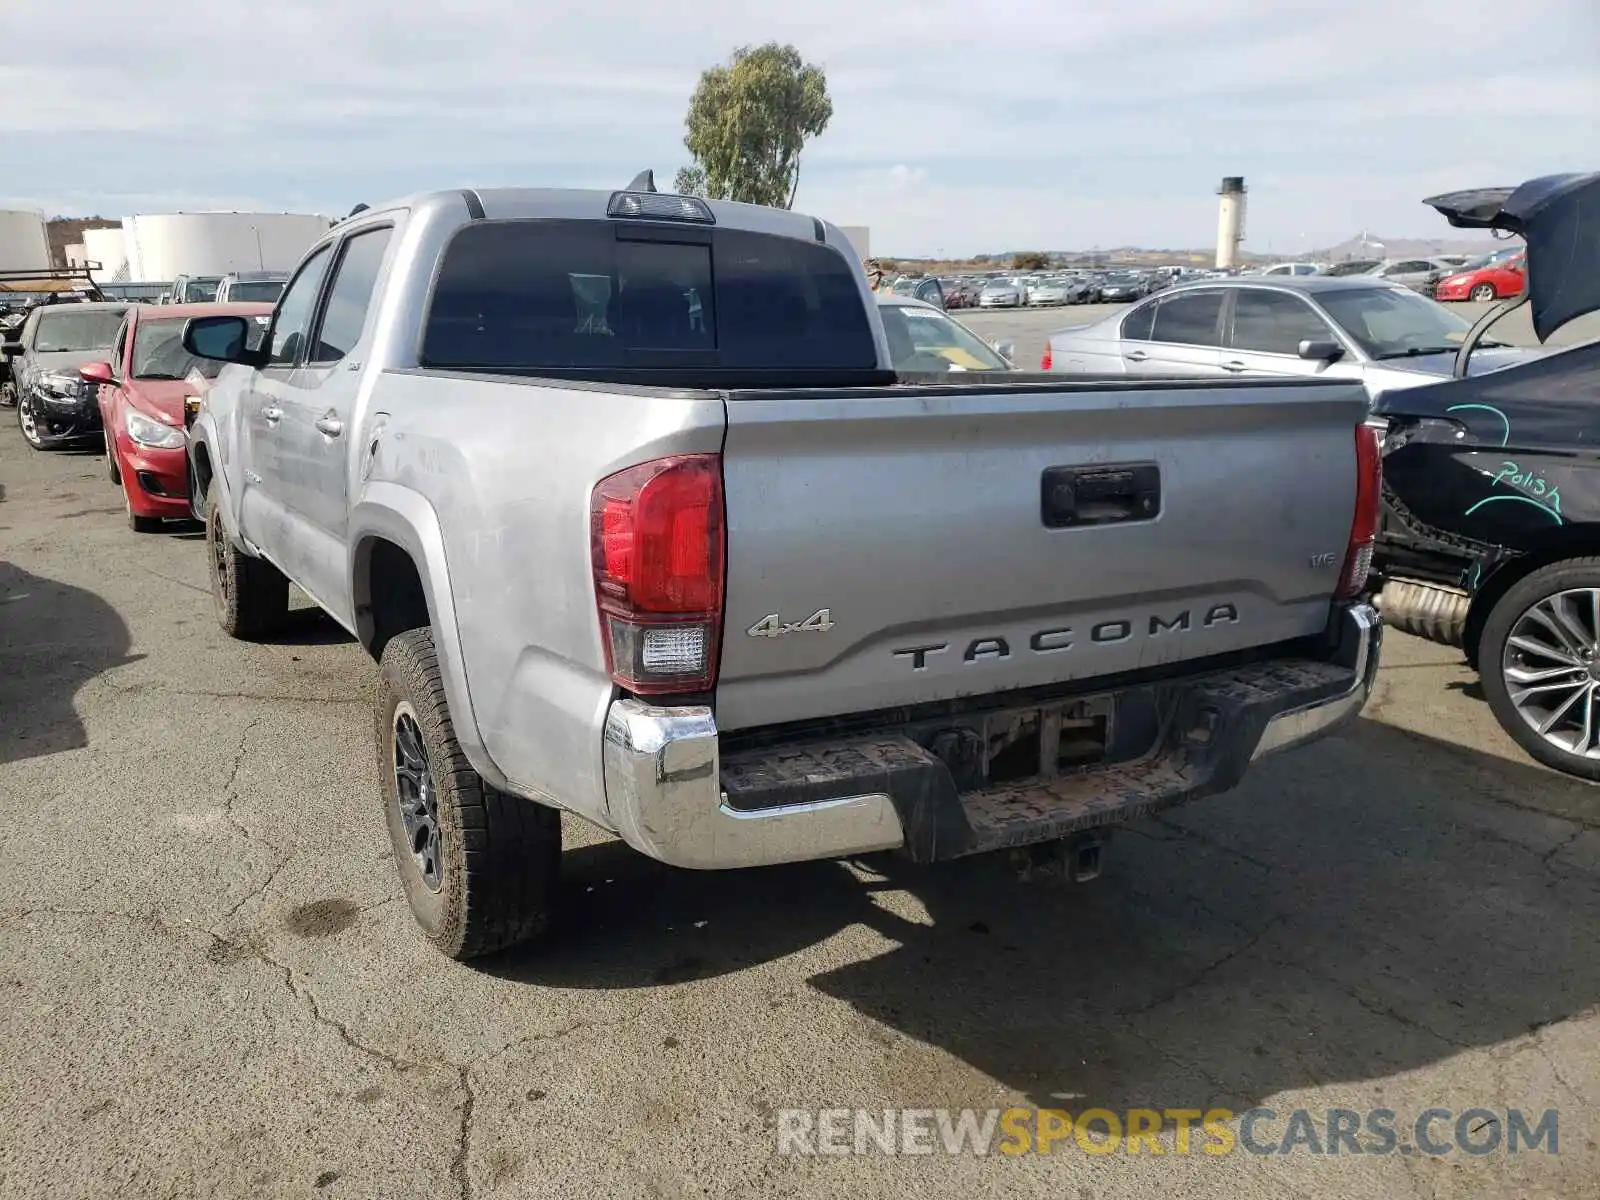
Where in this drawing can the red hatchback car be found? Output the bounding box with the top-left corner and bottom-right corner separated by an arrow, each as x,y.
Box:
1433,250 -> 1527,303
82,302 -> 272,531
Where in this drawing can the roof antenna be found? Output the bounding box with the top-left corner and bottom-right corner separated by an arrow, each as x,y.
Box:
625,170 -> 658,193
347,202 -> 370,218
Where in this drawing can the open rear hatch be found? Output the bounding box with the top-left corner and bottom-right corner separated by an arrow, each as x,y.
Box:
1422,171 -> 1600,344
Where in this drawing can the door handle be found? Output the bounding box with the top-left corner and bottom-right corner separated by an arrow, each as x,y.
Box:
1221,360 -> 1248,372
314,415 -> 344,438
1125,350 -> 1148,361
261,404 -> 282,422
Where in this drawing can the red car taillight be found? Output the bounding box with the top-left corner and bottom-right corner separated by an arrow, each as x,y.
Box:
591,454 -> 725,694
1335,424 -> 1382,599
1040,343 -> 1053,371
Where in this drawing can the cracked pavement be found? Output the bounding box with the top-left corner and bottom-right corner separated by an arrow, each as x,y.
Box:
3,395 -> 1598,1199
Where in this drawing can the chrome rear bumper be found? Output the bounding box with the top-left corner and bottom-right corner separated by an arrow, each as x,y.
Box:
602,602 -> 1381,870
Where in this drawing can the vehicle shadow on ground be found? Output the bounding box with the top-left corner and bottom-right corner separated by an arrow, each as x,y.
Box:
258,604 -> 356,646
488,716 -> 1600,1117
0,562 -> 138,765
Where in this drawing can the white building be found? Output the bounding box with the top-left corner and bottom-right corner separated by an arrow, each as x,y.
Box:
0,209 -> 51,271
122,212 -> 332,281
82,227 -> 130,280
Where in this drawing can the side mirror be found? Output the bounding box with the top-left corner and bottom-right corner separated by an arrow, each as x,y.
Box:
1297,339 -> 1344,363
994,340 -> 1016,362
78,361 -> 114,384
182,315 -> 262,365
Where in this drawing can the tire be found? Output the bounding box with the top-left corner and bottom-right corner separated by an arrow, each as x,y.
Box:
376,628 -> 560,959
106,436 -> 121,483
1480,558 -> 1600,782
17,397 -> 44,450
204,485 -> 288,638
1470,283 -> 1497,303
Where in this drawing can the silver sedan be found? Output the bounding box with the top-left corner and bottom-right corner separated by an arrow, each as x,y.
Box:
977,280 -> 1024,308
1041,276 -> 1537,398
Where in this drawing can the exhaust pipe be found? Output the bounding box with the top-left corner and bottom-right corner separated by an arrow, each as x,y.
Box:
1378,577 -> 1469,647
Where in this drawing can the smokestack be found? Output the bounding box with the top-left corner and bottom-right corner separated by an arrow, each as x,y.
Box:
1216,176 -> 1247,270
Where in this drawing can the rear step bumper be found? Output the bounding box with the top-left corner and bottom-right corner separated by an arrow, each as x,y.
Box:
602,601 -> 1380,869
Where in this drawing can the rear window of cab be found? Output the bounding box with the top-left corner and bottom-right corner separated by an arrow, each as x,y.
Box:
421,219 -> 878,374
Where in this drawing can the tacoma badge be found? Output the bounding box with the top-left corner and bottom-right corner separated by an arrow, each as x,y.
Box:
748,609 -> 835,638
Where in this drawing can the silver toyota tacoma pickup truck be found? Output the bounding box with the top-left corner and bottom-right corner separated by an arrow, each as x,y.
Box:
181,184 -> 1382,960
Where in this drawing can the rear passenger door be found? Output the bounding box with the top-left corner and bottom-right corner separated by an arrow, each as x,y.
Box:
1221,287 -> 1347,379
1127,289 -> 1226,376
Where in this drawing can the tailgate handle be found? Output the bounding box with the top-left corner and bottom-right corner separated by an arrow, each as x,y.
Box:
1041,463 -> 1161,528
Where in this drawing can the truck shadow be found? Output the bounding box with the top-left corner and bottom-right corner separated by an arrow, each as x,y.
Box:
0,562 -> 137,765
491,716 -> 1600,1118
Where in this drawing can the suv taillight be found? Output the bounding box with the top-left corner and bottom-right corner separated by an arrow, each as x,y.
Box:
591,454 -> 725,694
1335,424 -> 1382,599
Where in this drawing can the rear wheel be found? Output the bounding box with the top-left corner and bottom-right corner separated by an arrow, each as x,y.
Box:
1481,560 -> 1600,782
376,628 -> 561,959
1470,283 -> 1497,302
204,485 -> 288,638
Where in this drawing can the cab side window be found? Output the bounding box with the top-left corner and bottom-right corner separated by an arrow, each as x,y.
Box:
307,227 -> 394,365
267,245 -> 334,367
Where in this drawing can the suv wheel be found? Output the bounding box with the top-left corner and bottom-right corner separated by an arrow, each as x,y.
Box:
376,628 -> 560,959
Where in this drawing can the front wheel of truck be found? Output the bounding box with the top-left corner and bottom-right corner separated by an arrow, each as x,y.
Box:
204,486 -> 289,638
376,628 -> 561,960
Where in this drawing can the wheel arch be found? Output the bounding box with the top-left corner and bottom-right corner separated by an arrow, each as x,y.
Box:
348,483 -> 511,793
1465,524 -> 1600,668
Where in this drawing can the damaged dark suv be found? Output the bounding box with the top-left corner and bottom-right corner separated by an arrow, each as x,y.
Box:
1373,171 -> 1600,780
8,301 -> 129,449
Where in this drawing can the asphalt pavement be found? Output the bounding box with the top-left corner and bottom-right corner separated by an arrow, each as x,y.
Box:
2,355 -> 1598,1198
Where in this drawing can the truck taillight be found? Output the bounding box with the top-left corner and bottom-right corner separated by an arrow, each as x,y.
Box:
591,454 -> 725,694
1040,343 -> 1053,371
1335,424 -> 1382,600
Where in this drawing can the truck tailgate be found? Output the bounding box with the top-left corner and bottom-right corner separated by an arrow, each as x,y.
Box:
715,379 -> 1369,731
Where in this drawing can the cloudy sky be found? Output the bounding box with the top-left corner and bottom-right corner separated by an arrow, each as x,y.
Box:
3,0 -> 1596,255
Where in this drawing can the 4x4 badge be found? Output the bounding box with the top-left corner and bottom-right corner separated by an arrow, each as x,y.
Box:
748,609 -> 835,638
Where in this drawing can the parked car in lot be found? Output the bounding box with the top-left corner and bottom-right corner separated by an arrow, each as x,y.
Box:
215,271 -> 289,303
1374,170 -> 1600,781
1040,276 -> 1535,396
977,278 -> 1024,307
79,302 -> 273,530
1361,257 -> 1459,296
1320,259 -> 1383,277
1096,273 -> 1147,302
180,182 -> 1380,960
877,294 -> 1017,370
6,301 -> 129,448
1024,277 -> 1074,306
161,275 -> 222,305
1432,250 -> 1527,303
1260,262 -> 1323,277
